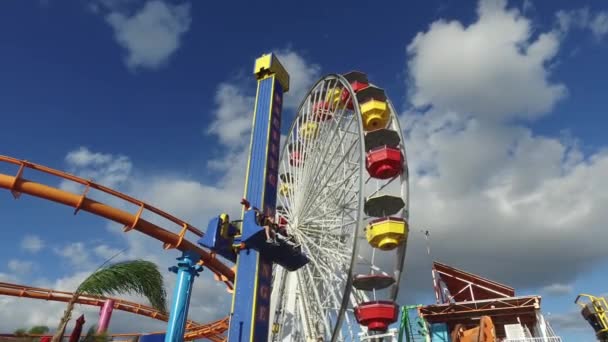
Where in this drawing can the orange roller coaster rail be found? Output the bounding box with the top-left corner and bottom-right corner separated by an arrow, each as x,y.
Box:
0,155 -> 234,287
0,281 -> 229,341
0,281 -> 228,340
0,155 -> 234,340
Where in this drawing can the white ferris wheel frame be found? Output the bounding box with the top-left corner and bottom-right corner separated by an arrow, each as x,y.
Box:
269,74 -> 409,342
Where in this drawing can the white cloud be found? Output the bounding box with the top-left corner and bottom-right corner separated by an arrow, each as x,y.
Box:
521,0 -> 533,14
206,83 -> 255,146
54,242 -> 94,270
104,0 -> 192,70
207,48 -> 321,148
549,310 -> 589,331
6,0 -> 608,334
23,144 -> 241,333
541,283 -> 574,296
7,260 -> 34,274
0,272 -> 18,283
20,235 -> 44,253
65,146 -> 115,166
93,244 -> 126,261
556,7 -> 608,40
273,49 -> 321,110
398,0 -> 608,304
61,146 -> 132,192
591,13 -> 608,38
407,0 -> 566,121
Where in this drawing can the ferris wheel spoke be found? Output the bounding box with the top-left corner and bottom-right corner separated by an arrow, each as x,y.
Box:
301,260 -> 333,337
298,202 -> 358,224
295,81 -> 346,200
300,140 -> 358,216
302,191 -> 358,227
297,231 -> 352,262
302,132 -> 357,204
302,141 -> 359,213
302,259 -> 340,337
298,112 -> 357,201
303,253 -> 348,316
324,177 -> 359,210
296,133 -> 349,214
366,173 -> 400,198
298,218 -> 358,230
302,83 -> 354,178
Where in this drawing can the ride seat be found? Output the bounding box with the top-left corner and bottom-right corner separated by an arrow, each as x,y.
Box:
354,301 -> 399,331
353,274 -> 396,291
366,146 -> 403,179
364,195 -> 405,217
366,217 -> 408,251
364,128 -> 401,152
341,71 -> 369,110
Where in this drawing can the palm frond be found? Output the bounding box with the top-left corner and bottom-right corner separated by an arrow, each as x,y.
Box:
77,259 -> 167,313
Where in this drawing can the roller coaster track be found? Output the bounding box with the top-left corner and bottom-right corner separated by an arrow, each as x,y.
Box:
0,155 -> 234,287
0,281 -> 228,340
0,155 -> 233,340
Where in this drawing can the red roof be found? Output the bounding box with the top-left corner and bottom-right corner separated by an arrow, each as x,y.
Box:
434,261 -> 515,302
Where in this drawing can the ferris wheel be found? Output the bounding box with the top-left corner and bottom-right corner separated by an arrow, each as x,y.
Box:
269,72 -> 410,341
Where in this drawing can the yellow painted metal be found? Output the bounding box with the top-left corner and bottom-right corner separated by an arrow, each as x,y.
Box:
220,213 -> 230,239
366,218 -> 408,251
360,99 -> 390,131
328,87 -> 345,110
254,53 -> 290,92
576,294 -> 608,338
299,121 -> 319,140
279,183 -> 290,197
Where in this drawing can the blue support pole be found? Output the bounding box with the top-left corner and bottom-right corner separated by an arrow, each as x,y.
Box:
165,250 -> 203,342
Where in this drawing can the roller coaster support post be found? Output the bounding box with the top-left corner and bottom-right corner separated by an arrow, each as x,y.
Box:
165,250 -> 203,342
97,299 -> 115,333
398,305 -> 426,342
226,53 -> 289,342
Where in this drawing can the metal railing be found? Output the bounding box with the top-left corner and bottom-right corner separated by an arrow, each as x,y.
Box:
502,337 -> 563,342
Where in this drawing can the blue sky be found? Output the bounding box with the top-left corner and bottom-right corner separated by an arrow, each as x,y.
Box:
1,0 -> 608,340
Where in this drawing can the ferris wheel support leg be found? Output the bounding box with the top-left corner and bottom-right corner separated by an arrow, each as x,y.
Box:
165,250 -> 203,342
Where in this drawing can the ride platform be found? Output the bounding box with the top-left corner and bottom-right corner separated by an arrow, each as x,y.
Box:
199,210 -> 309,272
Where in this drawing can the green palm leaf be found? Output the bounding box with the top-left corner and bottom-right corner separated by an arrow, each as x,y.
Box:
52,259 -> 167,342
77,259 -> 167,313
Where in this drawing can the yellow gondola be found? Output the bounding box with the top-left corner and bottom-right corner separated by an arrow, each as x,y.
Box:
365,217 -> 408,251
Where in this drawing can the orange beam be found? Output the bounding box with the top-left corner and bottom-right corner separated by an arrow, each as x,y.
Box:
183,318 -> 228,340
0,281 -> 228,340
0,281 -> 198,328
103,316 -> 228,340
0,155 -> 234,287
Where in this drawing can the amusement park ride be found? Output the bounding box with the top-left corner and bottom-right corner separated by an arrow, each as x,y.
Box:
0,53 -> 410,341
3,53 -> 591,342
576,294 -> 608,341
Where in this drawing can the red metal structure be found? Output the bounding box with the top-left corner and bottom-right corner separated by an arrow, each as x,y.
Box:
341,71 -> 369,110
366,146 -> 403,179
419,262 -> 561,341
68,315 -> 85,342
433,261 -> 515,303
355,301 -> 400,331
